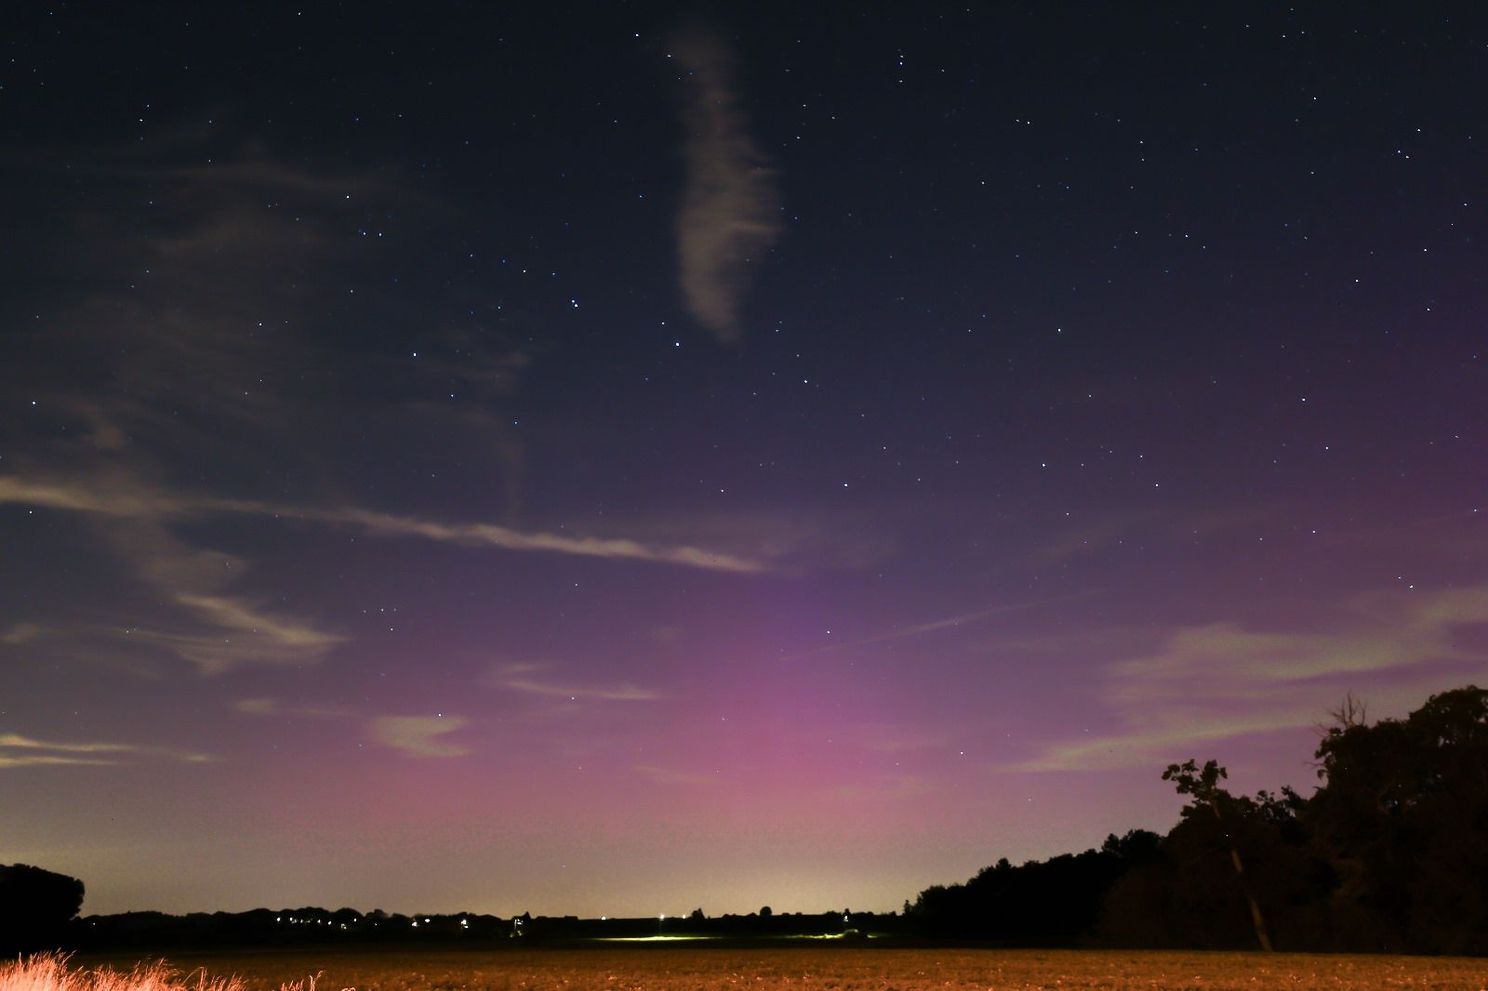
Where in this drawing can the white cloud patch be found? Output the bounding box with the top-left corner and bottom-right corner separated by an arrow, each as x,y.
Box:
369,715 -> 470,758
671,24 -> 782,343
0,623 -> 43,645
242,700 -> 472,757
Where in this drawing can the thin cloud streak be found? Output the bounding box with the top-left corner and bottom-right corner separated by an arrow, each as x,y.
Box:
0,733 -> 137,753
806,591 -> 1098,655
672,25 -> 782,343
309,504 -> 766,573
492,662 -> 663,702
0,755 -> 118,768
0,474 -> 768,574
233,698 -> 349,719
0,732 -> 212,769
633,763 -> 718,786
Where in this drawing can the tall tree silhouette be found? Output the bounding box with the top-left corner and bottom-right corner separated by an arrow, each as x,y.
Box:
1163,759 -> 1274,951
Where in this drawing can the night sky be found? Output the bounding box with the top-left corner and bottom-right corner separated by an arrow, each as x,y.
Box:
4,4 -> 1487,919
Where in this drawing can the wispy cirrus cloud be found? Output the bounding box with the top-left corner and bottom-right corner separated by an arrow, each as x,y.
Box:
0,144 -> 532,681
1015,585 -> 1488,772
491,662 -> 663,702
671,24 -> 782,343
117,594 -> 346,676
0,732 -> 212,769
1034,506 -> 1272,566
805,592 -> 1097,655
0,473 -> 768,574
2,149 -> 388,460
75,509 -> 346,675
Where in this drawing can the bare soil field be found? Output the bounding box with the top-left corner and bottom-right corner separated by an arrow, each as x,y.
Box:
70,946 -> 1488,991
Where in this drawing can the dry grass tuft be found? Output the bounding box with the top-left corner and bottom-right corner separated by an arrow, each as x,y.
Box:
0,954 -> 312,991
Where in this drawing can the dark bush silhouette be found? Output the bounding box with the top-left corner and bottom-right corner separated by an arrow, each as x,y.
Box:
0,863 -> 85,953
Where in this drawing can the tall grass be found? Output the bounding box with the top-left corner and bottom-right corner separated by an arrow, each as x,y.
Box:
0,955 -> 310,991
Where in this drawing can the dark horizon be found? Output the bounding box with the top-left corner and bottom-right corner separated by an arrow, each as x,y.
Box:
10,681 -> 1488,956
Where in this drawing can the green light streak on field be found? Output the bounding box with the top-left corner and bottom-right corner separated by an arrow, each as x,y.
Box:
593,935 -> 722,942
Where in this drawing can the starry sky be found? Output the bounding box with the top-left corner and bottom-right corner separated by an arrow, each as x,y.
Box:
3,4 -> 1487,919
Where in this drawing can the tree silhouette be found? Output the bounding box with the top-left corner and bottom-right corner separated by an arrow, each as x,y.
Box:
1309,685 -> 1488,953
905,831 -> 1161,941
1163,759 -> 1274,951
0,863 -> 85,953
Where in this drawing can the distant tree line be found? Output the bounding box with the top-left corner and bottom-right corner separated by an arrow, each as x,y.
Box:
71,905 -> 896,948
905,685 -> 1488,955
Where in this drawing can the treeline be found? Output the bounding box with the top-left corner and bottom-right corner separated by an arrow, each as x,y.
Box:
76,907 -> 509,948
74,906 -> 901,948
905,685 -> 1488,955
